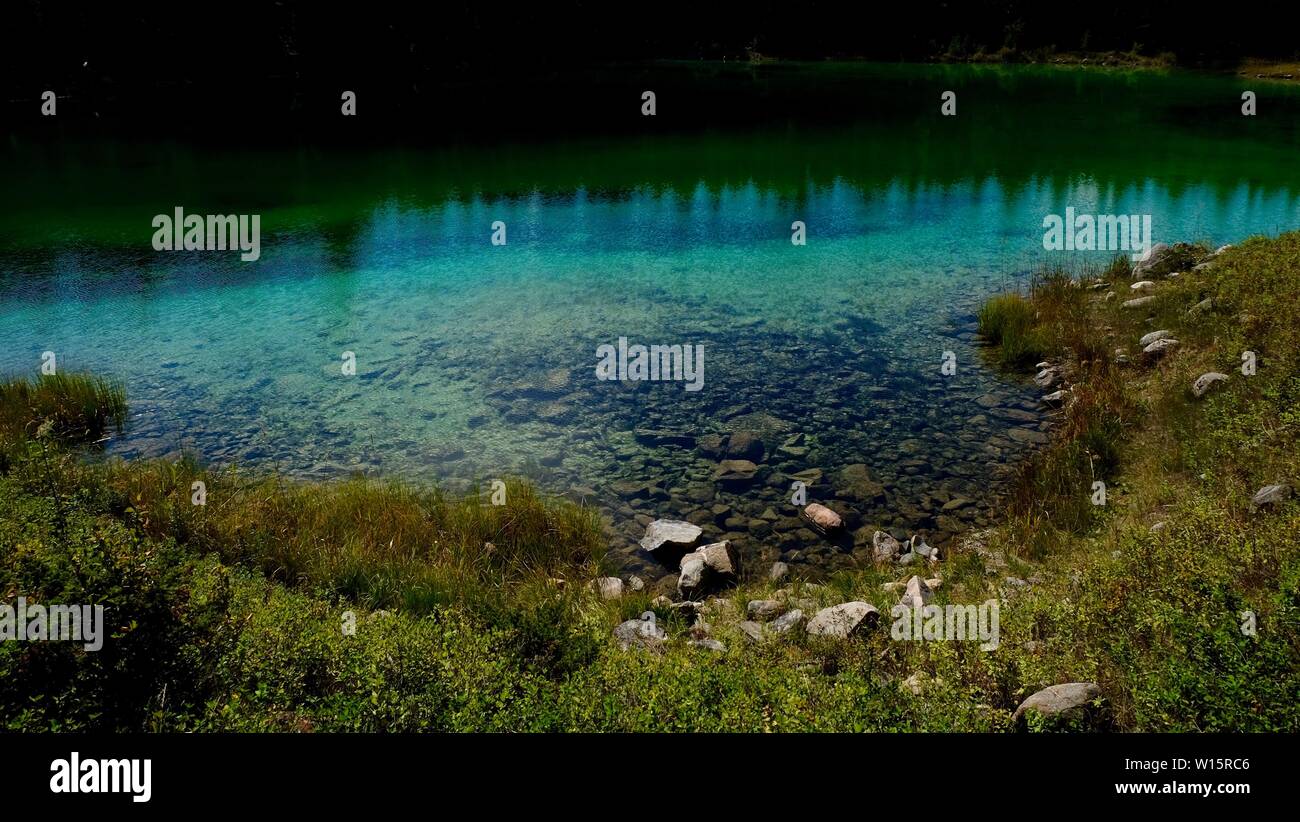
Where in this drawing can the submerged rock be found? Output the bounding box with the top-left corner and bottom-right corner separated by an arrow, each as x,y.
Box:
633,428 -> 695,448
712,459 -> 760,488
835,463 -> 886,501
802,502 -> 843,533
725,430 -> 766,462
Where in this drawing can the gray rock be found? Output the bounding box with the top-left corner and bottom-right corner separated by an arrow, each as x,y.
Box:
677,541 -> 740,598
698,541 -> 739,577
690,638 -> 727,653
805,602 -> 880,639
639,519 -> 702,558
910,535 -> 939,561
1130,280 -> 1156,292
1186,297 -> 1213,316
899,575 -> 933,609
1142,337 -> 1179,358
1138,329 -> 1172,346
677,553 -> 707,597
770,609 -> 805,634
1012,682 -> 1102,723
1122,295 -> 1156,309
589,577 -> 625,600
1041,389 -> 1069,407
613,612 -> 667,651
747,599 -> 784,621
1131,242 -> 1170,278
1250,484 -> 1292,512
769,561 -> 790,583
1191,372 -> 1229,398
738,620 -> 765,644
872,530 -> 902,562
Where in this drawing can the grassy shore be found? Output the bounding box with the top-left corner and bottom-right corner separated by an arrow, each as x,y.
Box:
3,232 -> 1298,731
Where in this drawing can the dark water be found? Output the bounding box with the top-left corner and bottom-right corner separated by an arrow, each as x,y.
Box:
2,63 -> 1298,576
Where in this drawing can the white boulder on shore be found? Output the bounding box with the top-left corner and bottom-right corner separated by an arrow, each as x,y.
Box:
613,612 -> 666,651
1191,372 -> 1229,398
677,540 -> 739,598
805,602 -> 879,639
639,519 -> 702,557
1012,682 -> 1102,723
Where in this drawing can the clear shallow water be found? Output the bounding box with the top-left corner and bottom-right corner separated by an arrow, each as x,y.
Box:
3,63 -> 1300,575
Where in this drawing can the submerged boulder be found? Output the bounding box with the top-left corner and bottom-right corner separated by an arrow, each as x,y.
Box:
802,502 -> 843,534
712,459 -> 760,488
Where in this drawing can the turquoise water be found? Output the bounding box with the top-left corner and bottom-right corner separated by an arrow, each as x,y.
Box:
3,63 -> 1299,573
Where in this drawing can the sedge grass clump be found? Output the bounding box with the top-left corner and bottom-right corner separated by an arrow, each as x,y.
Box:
0,372 -> 126,444
93,458 -> 606,616
977,292 -> 1050,367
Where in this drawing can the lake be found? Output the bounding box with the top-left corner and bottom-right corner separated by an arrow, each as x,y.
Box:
3,62 -> 1298,576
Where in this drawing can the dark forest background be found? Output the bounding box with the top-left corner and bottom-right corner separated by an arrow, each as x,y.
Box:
2,1 -> 1298,140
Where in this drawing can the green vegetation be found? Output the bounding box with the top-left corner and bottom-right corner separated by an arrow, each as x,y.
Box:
3,233 -> 1299,731
0,372 -> 125,446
